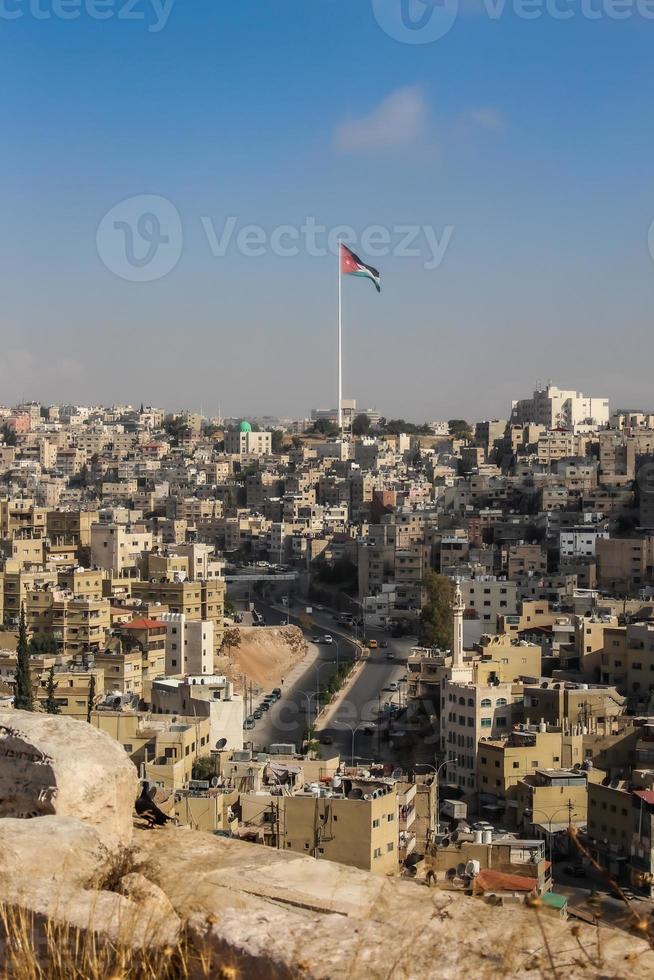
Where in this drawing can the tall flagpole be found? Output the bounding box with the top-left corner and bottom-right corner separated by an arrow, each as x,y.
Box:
337,239 -> 342,431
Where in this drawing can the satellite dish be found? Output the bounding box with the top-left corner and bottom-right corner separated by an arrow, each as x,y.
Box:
210,776 -> 219,788
112,697 -> 121,709
347,788 -> 364,800
215,737 -> 227,750
440,837 -> 450,848
451,831 -> 459,842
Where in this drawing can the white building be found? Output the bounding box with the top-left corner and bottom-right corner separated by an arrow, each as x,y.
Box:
224,422 -> 272,456
151,674 -> 244,750
559,527 -> 609,560
161,612 -> 214,676
511,385 -> 609,433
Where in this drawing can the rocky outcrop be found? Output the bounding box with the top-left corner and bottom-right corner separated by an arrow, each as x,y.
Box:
0,712 -> 652,977
0,710 -> 137,839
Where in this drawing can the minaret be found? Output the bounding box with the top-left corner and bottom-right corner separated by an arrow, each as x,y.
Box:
452,580 -> 464,668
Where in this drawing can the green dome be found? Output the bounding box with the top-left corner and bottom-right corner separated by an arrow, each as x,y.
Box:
238,420 -> 252,433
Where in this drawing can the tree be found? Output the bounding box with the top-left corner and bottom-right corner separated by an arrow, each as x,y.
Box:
222,627 -> 241,660
14,606 -> 33,711
311,418 -> 339,437
271,429 -> 285,453
192,755 -> 218,781
1,424 -> 17,447
87,674 -> 96,724
28,632 -> 58,656
351,413 -> 371,437
448,419 -> 473,441
419,572 -> 454,649
291,435 -> 303,450
44,665 -> 60,714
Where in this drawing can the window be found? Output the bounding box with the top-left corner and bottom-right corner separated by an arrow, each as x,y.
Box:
496,698 -> 507,706
513,761 -> 519,769
387,842 -> 394,852
373,848 -> 382,859
123,744 -> 132,752
481,718 -> 492,728
372,818 -> 380,828
481,698 -> 492,708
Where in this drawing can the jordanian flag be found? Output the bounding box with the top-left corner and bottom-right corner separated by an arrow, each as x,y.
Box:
340,243 -> 381,292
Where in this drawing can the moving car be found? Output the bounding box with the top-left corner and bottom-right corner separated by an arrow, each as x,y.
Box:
322,634 -> 334,645
367,639 -> 378,650
388,681 -> 399,691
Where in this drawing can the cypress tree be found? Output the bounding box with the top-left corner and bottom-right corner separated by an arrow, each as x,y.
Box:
44,665 -> 60,714
14,605 -> 33,712
87,673 -> 96,724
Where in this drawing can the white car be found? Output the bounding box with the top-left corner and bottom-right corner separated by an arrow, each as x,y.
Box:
388,681 -> 399,691
322,634 -> 334,644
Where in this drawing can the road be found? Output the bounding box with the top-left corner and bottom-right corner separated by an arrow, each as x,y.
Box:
317,653 -> 408,763
244,601 -> 359,752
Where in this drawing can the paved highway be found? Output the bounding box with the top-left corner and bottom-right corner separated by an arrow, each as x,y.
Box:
244,600 -> 413,764
244,601 -> 359,752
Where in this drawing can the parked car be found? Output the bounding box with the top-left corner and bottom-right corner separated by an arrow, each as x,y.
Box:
260,702 -> 270,712
272,687 -> 282,697
253,709 -> 263,720
319,735 -> 333,745
379,640 -> 388,649
362,726 -> 375,736
388,681 -> 399,691
322,634 -> 334,644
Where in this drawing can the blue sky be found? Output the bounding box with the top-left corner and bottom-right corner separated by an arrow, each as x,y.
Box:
1,2 -> 653,420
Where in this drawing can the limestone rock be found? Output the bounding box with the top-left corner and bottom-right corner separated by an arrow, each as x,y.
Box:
0,710 -> 138,839
0,815 -> 116,892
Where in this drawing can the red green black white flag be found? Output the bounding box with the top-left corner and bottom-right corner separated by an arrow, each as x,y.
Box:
340,243 -> 381,293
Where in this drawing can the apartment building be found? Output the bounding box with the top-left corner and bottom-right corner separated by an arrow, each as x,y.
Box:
90,523 -> 156,575
130,578 -> 225,651
460,578 -> 517,634
26,588 -> 110,657
160,612 -> 214,676
477,725 -> 584,821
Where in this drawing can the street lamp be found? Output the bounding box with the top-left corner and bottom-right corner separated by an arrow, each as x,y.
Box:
300,691 -> 322,735
334,721 -> 368,767
415,758 -> 457,838
527,802 -> 576,868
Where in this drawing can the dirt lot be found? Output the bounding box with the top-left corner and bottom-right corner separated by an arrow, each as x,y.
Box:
216,625 -> 308,691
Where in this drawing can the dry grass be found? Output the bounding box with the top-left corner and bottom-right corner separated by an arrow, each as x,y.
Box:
0,904 -> 238,980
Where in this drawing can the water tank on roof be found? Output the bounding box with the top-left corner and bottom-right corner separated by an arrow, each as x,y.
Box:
473,829 -> 483,844
482,830 -> 493,845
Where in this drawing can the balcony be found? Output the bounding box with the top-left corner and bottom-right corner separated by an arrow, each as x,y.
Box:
399,831 -> 416,861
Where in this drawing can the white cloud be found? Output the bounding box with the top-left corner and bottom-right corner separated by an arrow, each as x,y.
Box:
333,85 -> 429,154
464,107 -> 505,132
